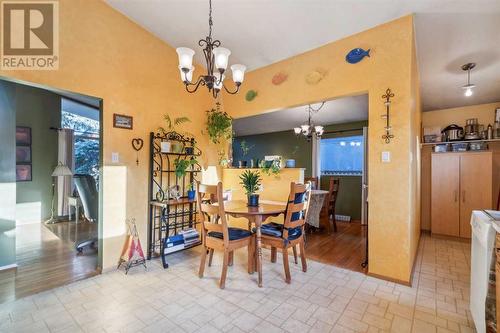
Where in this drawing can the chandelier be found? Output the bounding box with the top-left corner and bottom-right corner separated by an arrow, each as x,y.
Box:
175,0 -> 246,99
293,102 -> 325,140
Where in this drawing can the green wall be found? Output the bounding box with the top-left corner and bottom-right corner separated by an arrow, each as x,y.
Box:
15,84 -> 60,221
0,80 -> 16,268
233,120 -> 367,220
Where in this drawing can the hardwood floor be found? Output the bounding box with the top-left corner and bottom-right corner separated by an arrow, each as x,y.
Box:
305,220 -> 367,273
0,220 -> 98,304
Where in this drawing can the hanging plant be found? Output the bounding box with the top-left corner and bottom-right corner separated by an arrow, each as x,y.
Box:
205,106 -> 233,144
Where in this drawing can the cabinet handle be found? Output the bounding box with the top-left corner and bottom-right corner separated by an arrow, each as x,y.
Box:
462,190 -> 465,203
454,190 -> 458,202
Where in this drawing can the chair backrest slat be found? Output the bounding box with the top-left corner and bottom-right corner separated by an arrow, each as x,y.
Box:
304,176 -> 319,190
282,182 -> 311,240
196,181 -> 229,245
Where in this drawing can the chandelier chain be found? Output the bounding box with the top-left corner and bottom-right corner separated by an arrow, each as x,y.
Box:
208,0 -> 213,38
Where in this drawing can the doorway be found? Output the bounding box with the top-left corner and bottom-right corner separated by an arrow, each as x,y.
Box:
0,78 -> 103,303
231,94 -> 369,273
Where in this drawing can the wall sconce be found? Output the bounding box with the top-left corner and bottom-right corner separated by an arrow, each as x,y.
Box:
381,88 -> 395,143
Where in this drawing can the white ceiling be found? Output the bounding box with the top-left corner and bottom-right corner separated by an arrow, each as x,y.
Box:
106,0 -> 500,111
232,95 -> 368,136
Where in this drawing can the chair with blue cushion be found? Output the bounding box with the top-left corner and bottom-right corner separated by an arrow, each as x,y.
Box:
260,182 -> 311,283
197,181 -> 255,289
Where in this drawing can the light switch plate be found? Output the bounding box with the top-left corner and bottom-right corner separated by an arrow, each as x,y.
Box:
112,152 -> 119,163
381,151 -> 391,163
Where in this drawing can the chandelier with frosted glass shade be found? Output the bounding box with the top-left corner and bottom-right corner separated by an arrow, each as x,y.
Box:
293,103 -> 325,141
176,0 -> 246,99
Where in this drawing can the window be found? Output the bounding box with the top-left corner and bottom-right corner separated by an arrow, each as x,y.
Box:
61,100 -> 100,181
320,135 -> 363,176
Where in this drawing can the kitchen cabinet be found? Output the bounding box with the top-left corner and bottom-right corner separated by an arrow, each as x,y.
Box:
431,152 -> 493,238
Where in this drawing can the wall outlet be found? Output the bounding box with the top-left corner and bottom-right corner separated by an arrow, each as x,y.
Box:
112,152 -> 119,163
381,151 -> 391,163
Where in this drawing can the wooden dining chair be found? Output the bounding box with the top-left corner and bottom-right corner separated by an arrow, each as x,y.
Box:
304,176 -> 319,190
197,182 -> 255,289
260,182 -> 311,283
324,177 -> 340,232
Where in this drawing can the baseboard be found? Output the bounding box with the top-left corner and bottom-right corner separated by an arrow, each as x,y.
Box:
0,263 -> 18,272
367,271 -> 412,287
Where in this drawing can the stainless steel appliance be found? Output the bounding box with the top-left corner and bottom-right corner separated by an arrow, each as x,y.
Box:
465,118 -> 481,140
442,124 -> 464,141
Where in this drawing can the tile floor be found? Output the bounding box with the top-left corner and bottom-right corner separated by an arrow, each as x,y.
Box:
0,234 -> 475,333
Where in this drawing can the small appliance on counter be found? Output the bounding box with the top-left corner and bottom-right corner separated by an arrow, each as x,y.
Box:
442,124 -> 464,141
464,118 -> 481,140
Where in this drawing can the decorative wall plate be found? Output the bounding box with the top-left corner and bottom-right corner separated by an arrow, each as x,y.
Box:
272,72 -> 288,85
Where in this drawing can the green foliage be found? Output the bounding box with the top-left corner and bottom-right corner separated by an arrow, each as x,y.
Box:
206,108 -> 233,144
174,158 -> 197,179
239,170 -> 262,195
240,140 -> 254,157
259,159 -> 281,177
159,114 -> 191,136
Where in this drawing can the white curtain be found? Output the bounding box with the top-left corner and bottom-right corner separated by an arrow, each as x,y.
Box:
312,137 -> 321,180
57,129 -> 74,217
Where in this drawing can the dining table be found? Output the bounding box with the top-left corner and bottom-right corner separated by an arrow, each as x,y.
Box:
223,200 -> 286,287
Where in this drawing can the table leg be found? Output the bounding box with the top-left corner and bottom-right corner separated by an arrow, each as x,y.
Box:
254,215 -> 263,287
75,205 -> 79,224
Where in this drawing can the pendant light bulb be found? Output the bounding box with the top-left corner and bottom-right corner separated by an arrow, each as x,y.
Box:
464,87 -> 473,97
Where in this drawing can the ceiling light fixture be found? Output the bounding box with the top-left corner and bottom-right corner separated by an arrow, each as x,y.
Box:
461,62 -> 476,97
176,0 -> 246,99
293,102 -> 325,141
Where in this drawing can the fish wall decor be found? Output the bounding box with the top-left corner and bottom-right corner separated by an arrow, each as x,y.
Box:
346,48 -> 370,64
272,72 -> 288,85
305,68 -> 327,85
245,90 -> 258,101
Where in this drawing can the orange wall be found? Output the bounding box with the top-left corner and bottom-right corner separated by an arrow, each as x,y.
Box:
223,15 -> 421,283
423,102 -> 500,129
0,0 -> 214,269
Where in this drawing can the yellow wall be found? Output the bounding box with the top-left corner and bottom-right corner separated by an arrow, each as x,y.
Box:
423,102 -> 500,129
223,15 -> 421,283
0,0 -> 214,269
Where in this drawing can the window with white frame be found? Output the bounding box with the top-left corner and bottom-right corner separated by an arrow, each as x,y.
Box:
320,135 -> 363,176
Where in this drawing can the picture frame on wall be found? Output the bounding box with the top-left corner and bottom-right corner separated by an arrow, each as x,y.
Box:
16,164 -> 32,182
16,126 -> 31,145
113,113 -> 133,130
16,146 -> 32,163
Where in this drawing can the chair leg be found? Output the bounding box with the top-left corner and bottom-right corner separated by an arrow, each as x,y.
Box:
220,250 -> 229,289
208,249 -> 214,267
228,251 -> 234,266
292,245 -> 298,264
299,240 -> 307,272
199,247 -> 208,278
247,237 -> 255,274
332,208 -> 338,232
271,247 -> 277,263
282,248 -> 291,284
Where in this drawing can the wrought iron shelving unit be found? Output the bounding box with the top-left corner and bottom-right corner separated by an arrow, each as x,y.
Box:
147,131 -> 202,265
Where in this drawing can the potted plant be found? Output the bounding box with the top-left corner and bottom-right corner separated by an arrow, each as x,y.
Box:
187,182 -> 196,200
260,158 -> 281,177
158,115 -> 191,153
238,140 -> 254,168
205,104 -> 233,144
286,145 -> 299,168
174,158 -> 197,179
239,170 -> 262,207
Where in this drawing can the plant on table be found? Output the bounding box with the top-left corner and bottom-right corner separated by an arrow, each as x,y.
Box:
239,170 -> 262,207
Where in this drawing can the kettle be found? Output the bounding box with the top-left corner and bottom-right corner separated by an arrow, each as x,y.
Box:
442,124 -> 464,141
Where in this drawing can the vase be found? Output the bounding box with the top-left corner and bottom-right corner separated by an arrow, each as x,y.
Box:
160,141 -> 171,153
285,159 -> 296,168
247,194 -> 259,207
171,142 -> 183,153
238,160 -> 247,168
187,190 -> 196,200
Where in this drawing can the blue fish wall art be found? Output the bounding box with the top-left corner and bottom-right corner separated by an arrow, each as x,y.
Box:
346,48 -> 370,64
